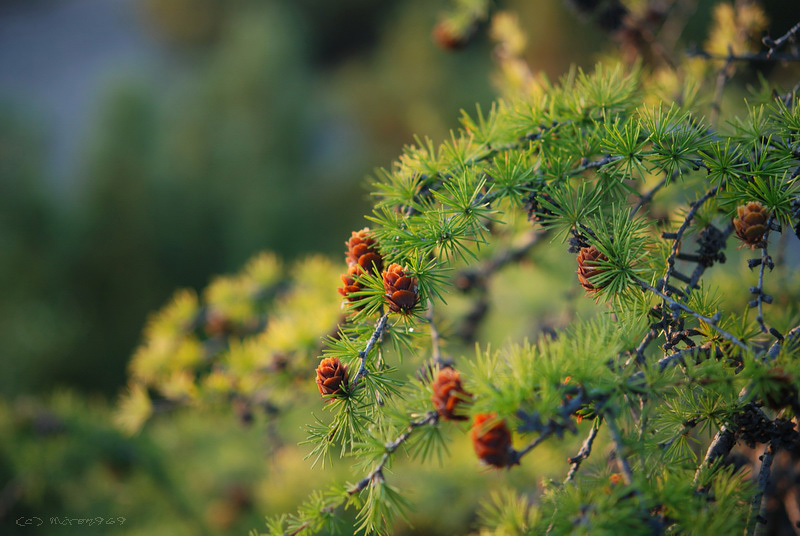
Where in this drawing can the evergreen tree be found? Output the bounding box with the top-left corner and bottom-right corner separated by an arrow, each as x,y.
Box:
121,2 -> 800,534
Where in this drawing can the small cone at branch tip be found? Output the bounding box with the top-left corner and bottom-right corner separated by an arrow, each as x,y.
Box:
315,357 -> 348,398
338,264 -> 365,305
733,201 -> 770,247
382,263 -> 420,314
471,413 -> 514,468
576,245 -> 609,292
431,368 -> 471,421
346,227 -> 383,274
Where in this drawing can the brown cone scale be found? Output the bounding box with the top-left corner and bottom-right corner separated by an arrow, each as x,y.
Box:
315,357 -> 348,397
733,202 -> 769,247
346,228 -> 383,274
431,368 -> 471,421
471,413 -> 514,468
338,265 -> 364,305
577,245 -> 609,292
382,264 -> 419,314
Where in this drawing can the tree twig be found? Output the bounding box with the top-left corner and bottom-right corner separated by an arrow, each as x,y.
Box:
565,424 -> 601,483
746,442 -> 776,536
352,312 -> 390,389
606,415 -> 636,486
348,411 -> 439,494
635,277 -> 747,351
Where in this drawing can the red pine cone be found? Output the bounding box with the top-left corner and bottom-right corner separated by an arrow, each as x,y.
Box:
576,245 -> 609,292
471,413 -> 514,468
431,368 -> 471,421
733,202 -> 770,247
346,228 -> 383,274
338,265 -> 364,305
315,357 -> 348,397
382,263 -> 419,314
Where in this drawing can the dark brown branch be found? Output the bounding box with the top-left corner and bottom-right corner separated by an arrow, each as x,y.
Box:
426,301 -> 445,367
635,277 -> 747,351
752,217 -> 776,336
689,49 -> 800,64
565,424 -> 601,483
348,411 -> 439,495
683,224 -> 733,295
694,426 -> 737,487
660,184 -> 721,301
766,324 -> 800,361
762,20 -> 800,58
746,442 -> 776,536
512,393 -> 590,464
352,312 -> 389,389
605,415 -> 638,491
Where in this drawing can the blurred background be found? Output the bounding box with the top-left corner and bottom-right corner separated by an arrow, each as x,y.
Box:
1,0 -> 799,534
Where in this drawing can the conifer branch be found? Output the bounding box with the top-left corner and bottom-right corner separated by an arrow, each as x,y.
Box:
348,411 -> 439,494
565,424 -> 600,483
746,442 -> 775,536
762,20 -> 800,58
660,184 -> 721,304
693,426 -> 736,487
766,324 -> 800,361
751,216 -> 776,337
628,345 -> 713,387
627,330 -> 657,367
689,49 -> 800,64
682,224 -> 732,295
352,312 -> 389,389
605,415 -> 636,486
425,302 -> 448,368
634,277 -> 748,351
512,393 -> 589,464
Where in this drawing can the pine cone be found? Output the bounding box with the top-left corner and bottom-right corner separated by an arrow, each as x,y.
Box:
733,201 -> 770,247
471,413 -> 514,467
576,245 -> 609,292
431,368 -> 471,421
315,357 -> 348,397
338,265 -> 364,304
382,264 -> 419,314
346,228 -> 383,274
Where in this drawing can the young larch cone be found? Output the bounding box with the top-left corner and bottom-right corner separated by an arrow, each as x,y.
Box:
338,265 -> 364,304
576,245 -> 609,292
733,201 -> 770,247
431,368 -> 471,421
382,263 -> 419,314
471,413 -> 514,468
346,228 -> 383,274
315,357 -> 348,397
